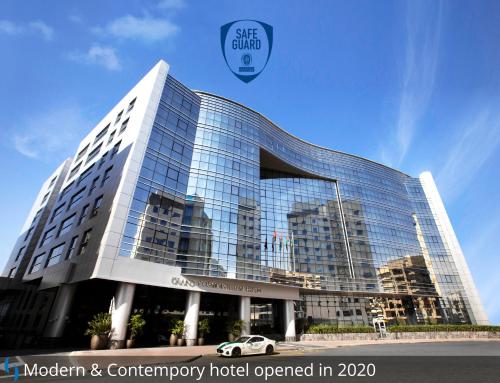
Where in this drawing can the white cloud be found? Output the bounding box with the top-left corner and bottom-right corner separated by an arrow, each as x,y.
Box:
69,14 -> 83,24
157,0 -> 186,10
0,19 -> 54,41
95,14 -> 179,42
67,43 -> 121,71
436,105 -> 500,202
432,104 -> 500,323
11,106 -> 91,160
0,20 -> 23,35
379,1 -> 443,167
28,20 -> 54,41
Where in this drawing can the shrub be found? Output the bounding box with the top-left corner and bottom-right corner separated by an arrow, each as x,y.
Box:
170,319 -> 185,336
389,324 -> 500,333
305,323 -> 500,334
128,313 -> 146,340
198,318 -> 210,336
84,312 -> 111,337
306,324 -> 374,334
226,319 -> 246,336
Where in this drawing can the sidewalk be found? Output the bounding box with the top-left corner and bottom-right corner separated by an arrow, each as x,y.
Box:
4,337 -> 498,376
9,337 -> 499,360
290,337 -> 500,350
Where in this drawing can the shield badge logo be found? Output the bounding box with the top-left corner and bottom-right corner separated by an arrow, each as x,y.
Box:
220,20 -> 273,83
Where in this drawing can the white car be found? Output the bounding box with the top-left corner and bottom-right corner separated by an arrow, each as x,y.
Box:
217,335 -> 276,357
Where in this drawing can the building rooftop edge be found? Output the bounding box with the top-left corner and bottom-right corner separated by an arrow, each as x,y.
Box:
192,90 -> 411,179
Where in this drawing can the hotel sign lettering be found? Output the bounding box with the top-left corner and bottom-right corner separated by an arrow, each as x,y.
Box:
171,276 -> 262,294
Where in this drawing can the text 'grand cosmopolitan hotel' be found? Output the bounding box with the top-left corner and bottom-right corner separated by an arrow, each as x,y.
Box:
1,61 -> 488,349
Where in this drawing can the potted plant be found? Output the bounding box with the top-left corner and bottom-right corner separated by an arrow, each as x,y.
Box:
169,319 -> 185,346
177,320 -> 186,346
197,318 -> 210,345
127,312 -> 146,348
226,319 -> 245,342
85,312 -> 111,350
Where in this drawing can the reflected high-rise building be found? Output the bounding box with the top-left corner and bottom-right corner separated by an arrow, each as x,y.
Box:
341,199 -> 379,292
132,191 -> 184,265
1,60 -> 488,349
375,255 -> 444,325
177,195 -> 214,275
235,197 -> 264,281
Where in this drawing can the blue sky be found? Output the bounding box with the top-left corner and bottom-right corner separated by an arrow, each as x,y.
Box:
1,0 -> 499,323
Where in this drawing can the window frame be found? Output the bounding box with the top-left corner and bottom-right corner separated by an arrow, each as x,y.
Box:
78,204 -> 90,225
30,253 -> 45,273
45,243 -> 65,267
93,123 -> 110,146
68,187 -> 86,211
101,166 -> 113,187
75,143 -> 90,162
86,143 -> 103,165
58,214 -> 76,237
41,226 -> 57,247
66,235 -> 79,259
78,229 -> 92,256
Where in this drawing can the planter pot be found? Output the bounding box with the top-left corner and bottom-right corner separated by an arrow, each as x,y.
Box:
198,338 -> 205,346
169,334 -> 178,346
90,335 -> 108,350
177,338 -> 185,346
126,339 -> 135,349
228,333 -> 235,342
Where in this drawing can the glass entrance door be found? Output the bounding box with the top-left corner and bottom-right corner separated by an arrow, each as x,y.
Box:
250,298 -> 284,339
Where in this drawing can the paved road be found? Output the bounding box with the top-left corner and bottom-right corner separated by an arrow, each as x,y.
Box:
7,341 -> 500,383
314,340 -> 500,356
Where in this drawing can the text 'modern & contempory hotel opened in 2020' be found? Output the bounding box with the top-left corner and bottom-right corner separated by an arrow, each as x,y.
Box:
0,60 -> 489,349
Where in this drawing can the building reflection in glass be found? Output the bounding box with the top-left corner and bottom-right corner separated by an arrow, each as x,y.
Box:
115,79 -> 485,327
375,255 -> 443,324
260,170 -> 351,290
177,195 -> 215,275
125,190 -> 184,265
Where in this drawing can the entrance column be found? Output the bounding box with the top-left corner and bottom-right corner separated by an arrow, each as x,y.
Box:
109,282 -> 136,349
184,291 -> 201,346
284,300 -> 296,342
44,283 -> 77,341
239,296 -> 251,335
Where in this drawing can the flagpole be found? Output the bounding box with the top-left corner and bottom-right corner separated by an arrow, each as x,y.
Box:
272,231 -> 277,269
280,234 -> 283,270
286,235 -> 289,271
265,236 -> 268,268
278,234 -> 281,270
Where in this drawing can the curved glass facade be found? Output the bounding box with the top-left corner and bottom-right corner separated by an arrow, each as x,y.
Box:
2,62 -> 488,350
118,75 -> 486,326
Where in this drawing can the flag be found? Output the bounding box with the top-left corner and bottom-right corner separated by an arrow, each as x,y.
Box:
264,237 -> 268,250
291,231 -> 294,248
279,234 -> 282,251
285,236 -> 289,251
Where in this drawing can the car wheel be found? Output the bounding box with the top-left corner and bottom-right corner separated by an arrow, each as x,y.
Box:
266,345 -> 274,355
232,347 -> 241,358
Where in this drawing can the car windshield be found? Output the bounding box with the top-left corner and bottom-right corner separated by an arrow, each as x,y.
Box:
235,336 -> 250,343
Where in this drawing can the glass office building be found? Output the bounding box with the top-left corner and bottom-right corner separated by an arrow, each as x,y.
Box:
0,60 -> 488,349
